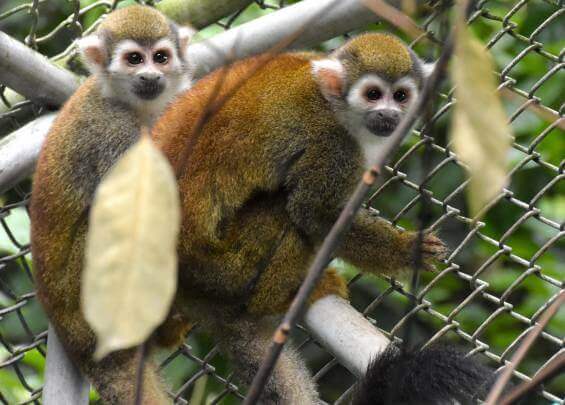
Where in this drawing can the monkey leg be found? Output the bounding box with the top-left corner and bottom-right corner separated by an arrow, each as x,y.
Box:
208,316 -> 320,405
308,267 -> 349,304
154,299 -> 194,349
247,265 -> 349,316
337,211 -> 448,275
84,348 -> 169,404
38,231 -> 171,404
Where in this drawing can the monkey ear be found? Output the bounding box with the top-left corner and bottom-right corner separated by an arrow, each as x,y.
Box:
422,62 -> 436,78
311,59 -> 346,99
77,34 -> 106,74
177,26 -> 196,58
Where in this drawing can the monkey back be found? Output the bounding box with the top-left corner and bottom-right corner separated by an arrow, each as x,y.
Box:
153,52 -> 362,315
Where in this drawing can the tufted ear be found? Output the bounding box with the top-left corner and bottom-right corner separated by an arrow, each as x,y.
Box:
77,34 -> 106,74
311,58 -> 346,99
177,25 -> 196,58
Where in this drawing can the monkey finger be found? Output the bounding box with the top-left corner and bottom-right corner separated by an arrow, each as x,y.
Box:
421,247 -> 448,261
423,239 -> 445,246
421,262 -> 438,272
422,243 -> 448,254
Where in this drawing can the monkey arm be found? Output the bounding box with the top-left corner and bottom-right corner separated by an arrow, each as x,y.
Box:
283,138 -> 445,276
339,209 -> 447,275
337,210 -> 420,275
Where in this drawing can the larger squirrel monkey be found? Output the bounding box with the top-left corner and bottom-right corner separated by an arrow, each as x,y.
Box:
30,5 -> 195,403
151,33 -> 491,403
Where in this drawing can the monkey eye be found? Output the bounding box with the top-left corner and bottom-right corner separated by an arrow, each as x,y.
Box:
126,52 -> 144,65
365,87 -> 382,101
394,89 -> 409,103
153,50 -> 169,64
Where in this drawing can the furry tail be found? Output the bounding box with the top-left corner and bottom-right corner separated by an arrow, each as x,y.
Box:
353,344 -> 495,405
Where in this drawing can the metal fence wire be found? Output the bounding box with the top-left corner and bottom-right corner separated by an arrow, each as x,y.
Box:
0,0 -> 563,404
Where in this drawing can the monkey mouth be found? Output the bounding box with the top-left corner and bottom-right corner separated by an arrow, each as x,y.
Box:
365,115 -> 400,137
367,122 -> 397,137
133,82 -> 165,100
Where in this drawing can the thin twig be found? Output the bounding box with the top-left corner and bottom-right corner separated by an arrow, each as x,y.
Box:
500,351 -> 565,405
243,28 -> 456,405
484,290 -> 564,405
134,342 -> 148,405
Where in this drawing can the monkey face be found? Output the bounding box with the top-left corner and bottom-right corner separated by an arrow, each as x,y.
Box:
81,35 -> 192,112
346,75 -> 418,137
312,61 -> 423,166
109,38 -> 179,102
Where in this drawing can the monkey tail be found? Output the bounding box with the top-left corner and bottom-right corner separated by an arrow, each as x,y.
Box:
352,343 -> 496,405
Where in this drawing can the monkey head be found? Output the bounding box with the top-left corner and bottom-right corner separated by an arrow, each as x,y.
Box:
312,33 -> 433,162
77,5 -> 195,113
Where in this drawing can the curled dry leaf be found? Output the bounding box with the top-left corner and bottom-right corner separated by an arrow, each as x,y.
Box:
83,135 -> 180,360
451,21 -> 512,217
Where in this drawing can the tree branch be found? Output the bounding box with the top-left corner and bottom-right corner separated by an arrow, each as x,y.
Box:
186,0 -> 379,76
0,32 -> 80,108
156,0 -> 255,28
0,113 -> 56,194
304,295 -> 390,377
499,351 -> 565,405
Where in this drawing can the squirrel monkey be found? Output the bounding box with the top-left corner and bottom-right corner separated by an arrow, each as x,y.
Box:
150,33 -> 492,403
30,5 -> 195,403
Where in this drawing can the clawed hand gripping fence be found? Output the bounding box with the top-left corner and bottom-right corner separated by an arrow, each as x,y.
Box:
0,0 -> 563,404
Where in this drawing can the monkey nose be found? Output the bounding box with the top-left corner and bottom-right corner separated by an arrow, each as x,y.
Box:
138,73 -> 161,83
374,109 -> 401,122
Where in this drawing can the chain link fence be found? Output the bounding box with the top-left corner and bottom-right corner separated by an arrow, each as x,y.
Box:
0,0 -> 563,403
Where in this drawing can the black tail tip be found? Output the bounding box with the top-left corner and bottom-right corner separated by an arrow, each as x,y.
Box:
353,343 -> 496,405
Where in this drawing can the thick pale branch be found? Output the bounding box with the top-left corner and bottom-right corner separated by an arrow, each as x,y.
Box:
156,0 -> 254,28
0,113 -> 56,194
304,295 -> 389,377
188,0 -> 379,77
0,32 -> 80,107
43,325 -> 90,405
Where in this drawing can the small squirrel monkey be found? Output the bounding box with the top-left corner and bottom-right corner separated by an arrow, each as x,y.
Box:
30,5 -> 195,403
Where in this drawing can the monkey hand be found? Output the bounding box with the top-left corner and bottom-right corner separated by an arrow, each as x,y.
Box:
406,231 -> 448,272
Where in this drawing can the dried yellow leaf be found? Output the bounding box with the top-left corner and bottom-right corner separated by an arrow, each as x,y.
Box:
451,23 -> 511,217
82,136 -> 180,360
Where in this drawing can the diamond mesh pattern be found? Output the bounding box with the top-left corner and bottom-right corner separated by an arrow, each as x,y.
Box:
0,0 -> 562,403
